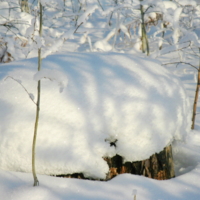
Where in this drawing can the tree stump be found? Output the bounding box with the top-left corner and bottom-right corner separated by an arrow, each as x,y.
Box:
104,145 -> 175,180
56,145 -> 175,181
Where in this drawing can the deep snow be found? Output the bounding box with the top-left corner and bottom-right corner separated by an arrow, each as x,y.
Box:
1,0 -> 200,199
0,52 -> 191,179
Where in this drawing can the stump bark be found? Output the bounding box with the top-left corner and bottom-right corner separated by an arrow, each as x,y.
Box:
56,145 -> 175,181
104,145 -> 175,180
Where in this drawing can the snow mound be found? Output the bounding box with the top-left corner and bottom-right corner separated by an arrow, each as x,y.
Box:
0,52 -> 191,179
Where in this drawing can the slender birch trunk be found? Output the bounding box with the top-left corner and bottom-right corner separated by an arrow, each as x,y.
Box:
20,0 -> 30,13
32,2 -> 43,187
191,48 -> 200,129
140,1 -> 149,55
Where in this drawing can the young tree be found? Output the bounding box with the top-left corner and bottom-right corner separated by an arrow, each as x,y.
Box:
32,1 -> 43,187
140,0 -> 149,55
191,49 -> 200,129
20,0 -> 30,13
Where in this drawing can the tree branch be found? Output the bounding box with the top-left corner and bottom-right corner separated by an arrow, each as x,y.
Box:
162,61 -> 198,70
4,76 -> 37,105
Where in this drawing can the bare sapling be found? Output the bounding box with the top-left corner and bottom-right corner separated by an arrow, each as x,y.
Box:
163,47 -> 200,130
20,0 -> 30,13
191,48 -> 200,129
140,1 -> 149,56
32,2 -> 43,187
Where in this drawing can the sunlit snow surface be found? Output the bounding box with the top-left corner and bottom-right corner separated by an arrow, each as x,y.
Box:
1,165 -> 200,200
0,52 -> 191,179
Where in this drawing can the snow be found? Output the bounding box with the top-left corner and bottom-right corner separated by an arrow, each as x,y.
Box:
0,52 -> 191,179
162,1 -> 177,10
77,5 -> 98,26
1,164 -> 200,200
1,0 -> 200,199
176,0 -> 197,6
33,68 -> 68,93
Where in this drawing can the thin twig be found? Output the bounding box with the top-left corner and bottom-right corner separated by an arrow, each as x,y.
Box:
97,0 -> 104,11
74,22 -> 83,34
189,46 -> 200,58
160,42 -> 191,56
162,61 -> 198,70
5,76 -> 36,105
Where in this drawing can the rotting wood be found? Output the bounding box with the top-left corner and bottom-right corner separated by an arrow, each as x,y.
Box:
55,145 -> 175,181
104,145 -> 175,180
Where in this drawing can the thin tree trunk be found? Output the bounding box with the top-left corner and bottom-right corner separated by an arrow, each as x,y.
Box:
191,48 -> 200,129
32,2 -> 43,187
20,0 -> 30,13
140,1 -> 149,55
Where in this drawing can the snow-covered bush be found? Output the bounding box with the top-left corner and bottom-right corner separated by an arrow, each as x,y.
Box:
1,0 -> 199,60
0,0 -> 101,61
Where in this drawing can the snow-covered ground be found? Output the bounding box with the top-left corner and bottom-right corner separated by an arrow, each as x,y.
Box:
0,51 -> 200,200
1,0 -> 200,199
0,52 -> 191,179
1,164 -> 200,200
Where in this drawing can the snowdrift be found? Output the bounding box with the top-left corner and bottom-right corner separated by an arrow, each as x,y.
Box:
0,52 -> 191,179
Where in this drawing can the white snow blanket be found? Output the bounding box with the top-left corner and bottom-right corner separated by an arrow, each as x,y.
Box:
0,52 -> 191,179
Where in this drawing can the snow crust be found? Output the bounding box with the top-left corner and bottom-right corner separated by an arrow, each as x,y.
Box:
0,52 -> 191,179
